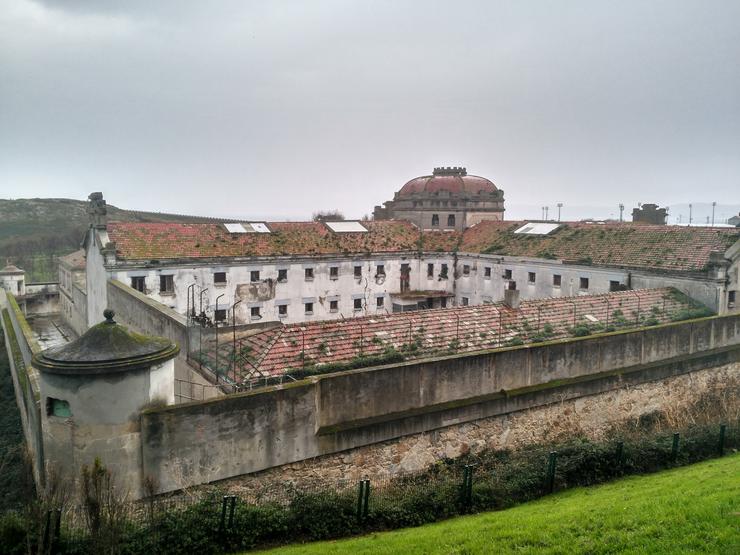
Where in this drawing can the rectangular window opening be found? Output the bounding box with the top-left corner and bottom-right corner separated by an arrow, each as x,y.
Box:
463,265 -> 471,276
504,269 -> 512,280
580,277 -> 590,290
305,268 -> 314,281
484,267 -> 492,279
353,298 -> 363,311
250,306 -> 261,319
354,265 -> 362,278
46,397 -> 71,418
553,274 -> 562,287
376,296 -> 384,308
304,302 -> 314,314
214,272 -> 227,284
427,263 -> 434,278
528,272 -> 536,284
278,304 -> 288,317
330,266 -> 339,280
250,270 -> 260,282
159,275 -> 174,294
376,265 -> 385,277
329,300 -> 339,312
131,276 -> 146,293
277,269 -> 288,282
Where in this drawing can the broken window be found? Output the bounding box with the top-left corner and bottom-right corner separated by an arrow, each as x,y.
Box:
277,269 -> 288,282
376,265 -> 385,277
250,306 -> 261,319
46,397 -> 71,418
440,264 -> 448,279
304,302 -> 313,314
553,274 -> 562,287
431,214 -> 439,226
528,272 -> 536,284
354,298 -> 363,311
215,309 -> 227,322
447,214 -> 456,227
330,266 -> 339,280
484,267 -> 491,279
463,265 -> 470,276
427,263 -> 434,278
354,265 -> 362,278
159,275 -> 174,294
131,276 -> 145,293
250,270 -> 260,282
376,296 -> 384,308
580,277 -> 590,290
278,304 -> 288,317
329,300 -> 339,312
305,268 -> 314,281
214,272 -> 227,284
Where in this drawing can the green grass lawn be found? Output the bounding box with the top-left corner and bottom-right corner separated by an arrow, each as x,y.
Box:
258,453 -> 740,554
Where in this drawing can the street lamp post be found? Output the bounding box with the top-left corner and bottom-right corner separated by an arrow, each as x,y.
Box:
557,203 -> 563,222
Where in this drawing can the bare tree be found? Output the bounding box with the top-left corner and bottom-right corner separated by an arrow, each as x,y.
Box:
312,210 -> 345,222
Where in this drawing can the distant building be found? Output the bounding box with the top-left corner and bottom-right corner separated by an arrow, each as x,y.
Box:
374,167 -> 504,230
728,213 -> 740,227
0,261 -> 25,296
632,203 -> 668,225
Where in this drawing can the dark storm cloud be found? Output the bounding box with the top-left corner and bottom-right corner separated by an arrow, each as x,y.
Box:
1,0 -> 738,220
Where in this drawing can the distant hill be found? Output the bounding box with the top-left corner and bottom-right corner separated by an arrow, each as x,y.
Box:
0,198 -> 226,282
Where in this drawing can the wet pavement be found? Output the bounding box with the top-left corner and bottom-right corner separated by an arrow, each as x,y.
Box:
26,315 -> 77,350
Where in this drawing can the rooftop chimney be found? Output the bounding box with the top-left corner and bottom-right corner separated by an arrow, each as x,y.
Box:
504,288 -> 520,309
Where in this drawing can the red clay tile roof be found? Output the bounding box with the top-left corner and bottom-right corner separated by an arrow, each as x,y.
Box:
461,221 -> 740,271
107,219 -> 739,271
207,288 -> 698,380
399,174 -> 498,195
107,220 -> 425,260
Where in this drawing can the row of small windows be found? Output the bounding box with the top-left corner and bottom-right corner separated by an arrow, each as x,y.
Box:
135,268 -> 621,295
430,214 -> 455,227
133,265 -> 390,294
413,200 -> 459,207
248,296 -> 386,320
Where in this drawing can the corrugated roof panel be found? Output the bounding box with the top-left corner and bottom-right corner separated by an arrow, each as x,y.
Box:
325,221 -> 368,233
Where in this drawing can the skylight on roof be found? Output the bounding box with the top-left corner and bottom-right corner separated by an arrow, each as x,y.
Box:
224,222 -> 271,234
514,222 -> 561,235
325,221 -> 368,233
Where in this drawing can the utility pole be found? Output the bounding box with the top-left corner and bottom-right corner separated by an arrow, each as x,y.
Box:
557,203 -> 563,222
711,201 -> 716,227
544,206 -> 549,220
689,203 -> 693,226
541,206 -> 545,220
619,204 -> 624,222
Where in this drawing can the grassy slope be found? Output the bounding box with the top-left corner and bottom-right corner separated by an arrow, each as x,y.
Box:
0,337 -> 25,511
261,454 -> 740,555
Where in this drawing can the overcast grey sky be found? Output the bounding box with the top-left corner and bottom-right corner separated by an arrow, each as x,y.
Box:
1,0 -> 738,220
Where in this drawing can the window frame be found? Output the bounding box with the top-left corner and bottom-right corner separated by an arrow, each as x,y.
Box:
159,274 -> 174,294
213,272 -> 227,284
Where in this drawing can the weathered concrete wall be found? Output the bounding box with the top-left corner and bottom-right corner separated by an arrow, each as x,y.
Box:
106,279 -> 223,403
39,359 -> 174,499
220,361 -> 740,492
631,272 -> 722,313
141,313 -> 740,494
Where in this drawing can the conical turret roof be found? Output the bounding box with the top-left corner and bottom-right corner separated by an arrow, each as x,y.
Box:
33,309 -> 179,375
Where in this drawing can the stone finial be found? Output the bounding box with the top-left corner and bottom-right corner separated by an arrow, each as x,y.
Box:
88,192 -> 108,229
103,309 -> 116,324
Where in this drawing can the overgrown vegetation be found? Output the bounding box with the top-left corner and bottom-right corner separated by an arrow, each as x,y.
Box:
0,336 -> 25,512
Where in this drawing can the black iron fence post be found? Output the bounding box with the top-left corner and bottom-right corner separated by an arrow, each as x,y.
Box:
671,433 -> 680,462
547,451 -> 558,494
356,479 -> 370,522
719,424 -> 727,456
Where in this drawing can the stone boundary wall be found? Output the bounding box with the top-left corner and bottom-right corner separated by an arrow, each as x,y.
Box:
141,313 -> 740,494
0,291 -> 44,488
220,361 -> 740,493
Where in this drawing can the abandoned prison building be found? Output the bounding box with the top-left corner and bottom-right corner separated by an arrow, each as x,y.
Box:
1,187 -> 740,500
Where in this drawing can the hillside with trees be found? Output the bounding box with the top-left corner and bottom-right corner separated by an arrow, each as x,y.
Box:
0,198 -> 225,282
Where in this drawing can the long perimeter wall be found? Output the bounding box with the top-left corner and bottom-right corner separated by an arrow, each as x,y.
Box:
141,313 -> 740,494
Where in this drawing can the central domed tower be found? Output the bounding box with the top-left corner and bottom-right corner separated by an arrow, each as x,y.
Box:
374,166 -> 505,230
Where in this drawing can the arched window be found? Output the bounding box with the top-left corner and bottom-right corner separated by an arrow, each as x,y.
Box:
431,214 -> 439,226
447,214 -> 456,227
